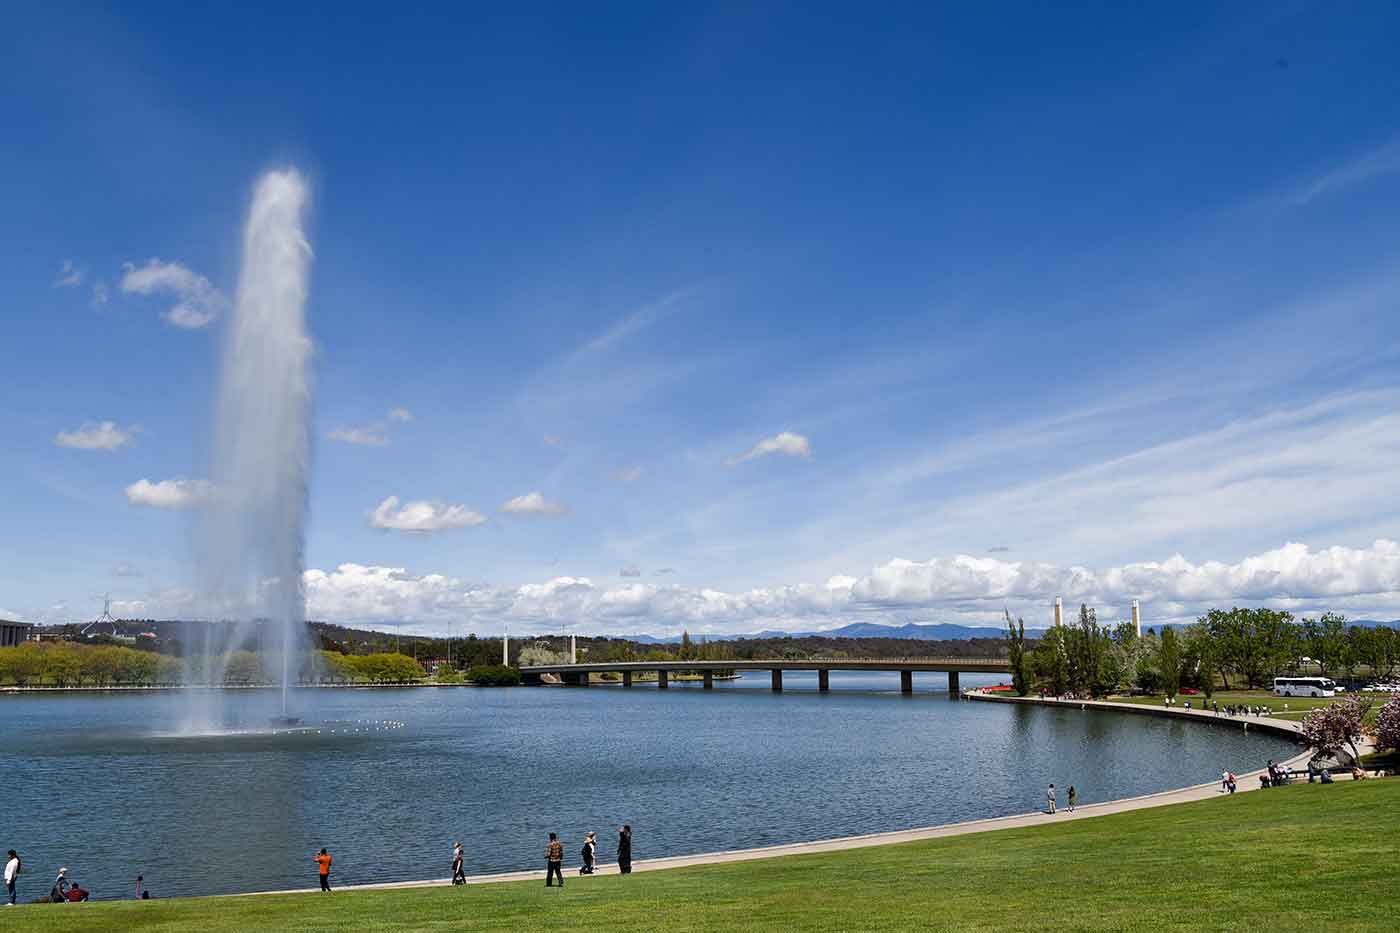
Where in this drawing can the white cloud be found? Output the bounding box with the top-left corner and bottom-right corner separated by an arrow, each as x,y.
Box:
543,435 -> 562,447
726,431 -> 812,466
328,409 -> 413,447
81,538 -> 1400,635
111,562 -> 144,578
368,496 -> 487,532
620,566 -> 641,578
1292,136 -> 1400,205
124,478 -> 212,510
120,258 -> 229,330
578,289 -> 692,355
614,466 -> 643,482
54,259 -> 84,288
91,281 -> 109,307
328,426 -> 389,447
54,420 -> 137,451
501,491 -> 569,515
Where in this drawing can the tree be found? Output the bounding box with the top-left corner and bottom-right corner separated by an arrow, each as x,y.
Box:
1303,613 -> 1347,676
1004,611 -> 1029,696
1300,695 -> 1373,763
1375,694 -> 1400,753
1031,626 -> 1069,696
1158,627 -> 1181,697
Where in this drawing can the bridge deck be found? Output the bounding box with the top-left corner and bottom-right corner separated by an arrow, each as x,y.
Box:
519,658 -> 1011,675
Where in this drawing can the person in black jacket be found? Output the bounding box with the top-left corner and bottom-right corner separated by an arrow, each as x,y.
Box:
579,833 -> 596,875
617,825 -> 632,875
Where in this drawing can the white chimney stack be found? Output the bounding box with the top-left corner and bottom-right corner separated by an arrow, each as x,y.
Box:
1054,596 -> 1063,628
503,632 -> 509,666
1132,599 -> 1141,638
570,634 -> 577,664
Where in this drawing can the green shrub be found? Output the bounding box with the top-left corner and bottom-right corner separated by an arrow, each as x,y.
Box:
466,664 -> 521,686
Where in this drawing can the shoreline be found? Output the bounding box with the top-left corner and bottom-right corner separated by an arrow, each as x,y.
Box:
219,692 -> 1313,900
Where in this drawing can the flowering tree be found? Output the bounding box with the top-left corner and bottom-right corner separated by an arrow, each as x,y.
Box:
1375,694 -> 1400,752
1301,695 -> 1373,763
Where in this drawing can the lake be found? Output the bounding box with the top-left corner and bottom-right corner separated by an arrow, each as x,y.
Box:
3,672 -> 1297,900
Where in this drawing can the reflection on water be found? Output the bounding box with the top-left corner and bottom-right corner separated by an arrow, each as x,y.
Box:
5,674 -> 1297,900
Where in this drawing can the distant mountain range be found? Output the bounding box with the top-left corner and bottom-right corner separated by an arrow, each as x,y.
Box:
626,621 -> 1045,643
626,617 -> 1400,644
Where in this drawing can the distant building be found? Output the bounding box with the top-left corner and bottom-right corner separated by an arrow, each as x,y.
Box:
0,619 -> 32,647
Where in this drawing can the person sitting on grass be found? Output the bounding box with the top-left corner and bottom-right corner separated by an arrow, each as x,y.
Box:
65,881 -> 89,902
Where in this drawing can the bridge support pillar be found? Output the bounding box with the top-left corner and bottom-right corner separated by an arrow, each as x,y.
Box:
818,669 -> 830,692
622,671 -> 632,688
901,670 -> 913,694
657,670 -> 669,689
947,671 -> 960,696
577,671 -> 589,687
703,670 -> 714,689
771,670 -> 783,692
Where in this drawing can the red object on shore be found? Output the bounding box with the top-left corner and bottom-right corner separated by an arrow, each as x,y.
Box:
984,684 -> 1015,692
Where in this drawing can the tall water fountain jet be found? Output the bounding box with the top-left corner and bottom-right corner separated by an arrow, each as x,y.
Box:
187,170 -> 313,730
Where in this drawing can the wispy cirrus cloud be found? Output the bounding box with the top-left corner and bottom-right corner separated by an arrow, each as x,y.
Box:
726,431 -> 811,466
328,408 -> 414,447
614,465 -> 643,482
120,258 -> 229,329
369,496 -> 487,532
1291,136 -> 1400,206
55,420 -> 137,451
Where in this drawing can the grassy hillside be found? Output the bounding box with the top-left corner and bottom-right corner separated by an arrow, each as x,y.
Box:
9,779 -> 1398,932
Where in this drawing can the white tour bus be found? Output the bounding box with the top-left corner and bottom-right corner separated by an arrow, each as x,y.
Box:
1273,676 -> 1337,698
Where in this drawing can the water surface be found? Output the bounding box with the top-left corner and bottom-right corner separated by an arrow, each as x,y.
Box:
4,672 -> 1296,900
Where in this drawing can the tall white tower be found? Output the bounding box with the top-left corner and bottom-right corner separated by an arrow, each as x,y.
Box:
569,634 -> 577,664
1131,599 -> 1142,638
1054,596 -> 1063,628
502,632 -> 509,666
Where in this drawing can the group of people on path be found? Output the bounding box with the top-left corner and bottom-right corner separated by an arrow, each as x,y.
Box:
544,825 -> 631,887
1045,784 -> 1077,814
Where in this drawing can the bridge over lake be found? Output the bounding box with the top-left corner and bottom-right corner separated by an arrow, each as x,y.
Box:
518,657 -> 1012,693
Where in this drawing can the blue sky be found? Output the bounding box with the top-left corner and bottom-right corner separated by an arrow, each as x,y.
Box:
5,2 -> 1400,635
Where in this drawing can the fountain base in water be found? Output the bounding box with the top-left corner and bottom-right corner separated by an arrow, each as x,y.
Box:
269,715 -> 304,728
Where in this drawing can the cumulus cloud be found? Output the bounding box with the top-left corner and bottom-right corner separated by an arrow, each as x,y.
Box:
124,478 -> 212,510
54,420 -> 137,451
726,431 -> 811,466
614,466 -> 643,482
501,491 -> 569,515
91,281 -> 109,307
368,496 -> 487,532
120,258 -> 229,329
328,408 -> 413,447
287,539 -> 1400,634
620,565 -> 641,578
54,259 -> 84,287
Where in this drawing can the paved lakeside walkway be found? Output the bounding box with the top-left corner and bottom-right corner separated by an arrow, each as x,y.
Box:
233,691 -> 1317,900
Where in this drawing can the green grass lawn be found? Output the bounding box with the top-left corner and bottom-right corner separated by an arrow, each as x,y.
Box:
8,779 -> 1399,932
1111,690 -> 1385,722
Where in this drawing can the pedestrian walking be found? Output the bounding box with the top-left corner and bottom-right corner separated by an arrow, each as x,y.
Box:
617,825 -> 632,875
5,850 -> 20,907
452,841 -> 465,885
314,848 -> 333,892
545,833 -> 564,887
1067,785 -> 1077,812
1047,783 -> 1057,814
579,833 -> 596,876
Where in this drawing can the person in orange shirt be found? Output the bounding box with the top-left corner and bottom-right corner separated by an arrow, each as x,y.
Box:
314,848 -> 333,892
